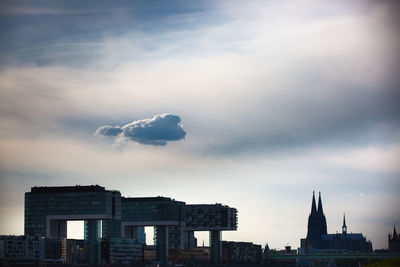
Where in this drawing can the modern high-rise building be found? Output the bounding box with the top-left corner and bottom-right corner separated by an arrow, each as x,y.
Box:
25,185 -> 121,238
103,196 -> 238,264
24,185 -> 238,265
25,185 -> 121,264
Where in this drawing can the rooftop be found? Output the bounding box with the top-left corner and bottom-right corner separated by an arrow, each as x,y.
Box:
322,233 -> 365,241
122,196 -> 185,204
30,185 -> 106,193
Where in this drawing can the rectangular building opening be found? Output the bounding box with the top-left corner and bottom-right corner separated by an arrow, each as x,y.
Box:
67,221 -> 84,239
145,226 -> 154,245
195,231 -> 209,247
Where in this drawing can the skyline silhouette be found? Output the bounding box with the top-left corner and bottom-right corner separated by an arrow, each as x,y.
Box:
0,0 -> 399,251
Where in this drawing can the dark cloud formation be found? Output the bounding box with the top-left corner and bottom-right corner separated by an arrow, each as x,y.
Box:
95,114 -> 186,145
95,126 -> 122,137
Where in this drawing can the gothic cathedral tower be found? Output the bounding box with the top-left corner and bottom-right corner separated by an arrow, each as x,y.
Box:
317,191 -> 328,235
306,191 -> 328,247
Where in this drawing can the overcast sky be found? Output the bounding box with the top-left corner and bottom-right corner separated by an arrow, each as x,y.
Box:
0,0 -> 399,249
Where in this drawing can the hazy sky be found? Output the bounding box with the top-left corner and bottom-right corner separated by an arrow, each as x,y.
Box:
0,0 -> 399,249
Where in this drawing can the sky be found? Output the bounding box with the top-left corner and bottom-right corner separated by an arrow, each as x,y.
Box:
0,0 -> 399,249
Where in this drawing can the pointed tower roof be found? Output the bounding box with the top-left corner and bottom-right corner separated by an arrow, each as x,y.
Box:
343,214 -> 347,228
392,225 -> 398,238
311,191 -> 317,215
317,191 -> 328,235
342,213 -> 347,234
317,191 -> 324,215
307,191 -> 319,241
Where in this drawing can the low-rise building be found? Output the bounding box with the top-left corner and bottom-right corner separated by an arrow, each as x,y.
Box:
0,235 -> 41,265
169,247 -> 210,264
101,237 -> 143,264
66,239 -> 85,264
222,241 -> 262,263
144,245 -> 156,264
0,235 -> 66,265
41,237 -> 65,263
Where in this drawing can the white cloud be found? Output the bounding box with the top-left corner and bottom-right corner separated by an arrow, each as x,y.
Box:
95,114 -> 186,145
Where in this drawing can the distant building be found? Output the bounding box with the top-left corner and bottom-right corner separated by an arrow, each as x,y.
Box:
222,241 -> 262,263
0,235 -> 40,265
263,242 -> 270,261
300,191 -> 372,253
41,237 -> 65,263
65,239 -> 85,264
389,225 -> 400,253
103,196 -> 237,264
283,245 -> 296,254
169,247 -> 210,264
144,245 -> 156,263
25,185 -> 121,264
24,185 -> 238,265
101,237 -> 143,264
0,235 -> 66,265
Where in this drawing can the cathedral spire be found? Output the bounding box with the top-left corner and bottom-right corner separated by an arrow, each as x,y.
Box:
317,191 -> 328,235
392,225 -> 398,239
342,213 -> 347,234
317,191 -> 323,215
311,191 -> 317,215
307,191 -> 319,242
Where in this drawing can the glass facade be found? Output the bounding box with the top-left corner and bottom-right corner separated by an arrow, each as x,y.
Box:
24,185 -> 238,265
121,197 -> 185,222
101,237 -> 143,264
185,204 -> 238,230
104,197 -> 238,231
24,186 -> 120,237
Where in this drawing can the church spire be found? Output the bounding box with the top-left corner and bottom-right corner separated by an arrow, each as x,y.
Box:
342,213 -> 347,234
307,191 -> 319,242
311,191 -> 317,215
317,191 -> 323,215
392,225 -> 398,239
317,191 -> 328,235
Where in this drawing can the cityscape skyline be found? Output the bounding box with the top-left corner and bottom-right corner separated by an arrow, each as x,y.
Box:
1,185 -> 395,251
1,0 -> 399,252
1,185 -> 399,266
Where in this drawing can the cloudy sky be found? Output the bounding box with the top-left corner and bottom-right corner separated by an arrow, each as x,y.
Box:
0,0 -> 399,249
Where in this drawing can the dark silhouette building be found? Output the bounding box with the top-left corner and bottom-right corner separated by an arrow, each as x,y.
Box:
389,225 -> 400,253
24,185 -> 237,265
306,191 -> 327,246
222,241 -> 262,264
301,191 -> 372,253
